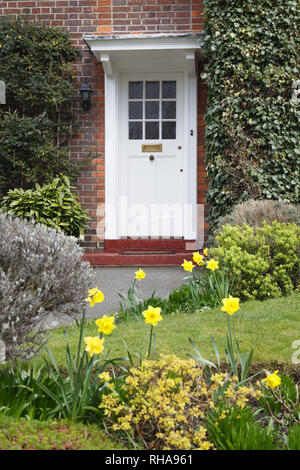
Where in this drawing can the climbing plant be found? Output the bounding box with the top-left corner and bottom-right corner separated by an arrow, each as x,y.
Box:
201,0 -> 300,232
0,17 -> 82,198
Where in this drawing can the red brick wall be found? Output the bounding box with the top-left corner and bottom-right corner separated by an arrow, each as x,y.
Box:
110,0 -> 204,34
0,0 -> 207,250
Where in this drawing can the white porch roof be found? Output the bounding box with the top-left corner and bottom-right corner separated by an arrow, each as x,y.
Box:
84,33 -> 201,77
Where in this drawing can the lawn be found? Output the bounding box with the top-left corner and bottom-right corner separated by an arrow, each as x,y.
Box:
0,415 -> 125,450
44,293 -> 300,367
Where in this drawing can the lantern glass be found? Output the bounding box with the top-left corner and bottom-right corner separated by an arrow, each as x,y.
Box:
79,82 -> 92,111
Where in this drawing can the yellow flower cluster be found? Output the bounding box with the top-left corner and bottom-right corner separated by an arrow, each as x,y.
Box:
83,287 -> 116,357
182,248 -> 219,272
100,355 -> 213,450
99,355 -> 263,450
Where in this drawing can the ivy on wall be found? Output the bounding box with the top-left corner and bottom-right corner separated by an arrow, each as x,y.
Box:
201,0 -> 300,231
0,17 -> 80,198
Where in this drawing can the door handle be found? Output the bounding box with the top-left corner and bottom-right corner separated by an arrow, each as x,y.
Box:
149,155 -> 155,161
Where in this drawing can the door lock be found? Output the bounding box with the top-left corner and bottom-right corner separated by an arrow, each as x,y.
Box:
149,155 -> 155,161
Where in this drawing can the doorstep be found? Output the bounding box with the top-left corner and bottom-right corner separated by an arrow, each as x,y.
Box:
83,239 -> 198,266
83,251 -> 195,267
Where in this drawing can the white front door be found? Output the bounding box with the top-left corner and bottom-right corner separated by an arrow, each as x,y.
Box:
119,72 -> 185,238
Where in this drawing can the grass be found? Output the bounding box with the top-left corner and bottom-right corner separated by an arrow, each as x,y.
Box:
43,292 -> 300,367
2,293 -> 299,451
0,414 -> 125,450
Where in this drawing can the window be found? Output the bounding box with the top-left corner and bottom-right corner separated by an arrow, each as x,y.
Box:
128,80 -> 176,140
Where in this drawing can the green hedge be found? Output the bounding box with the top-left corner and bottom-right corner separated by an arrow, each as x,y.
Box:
211,222 -> 300,300
0,17 -> 85,198
201,0 -> 300,231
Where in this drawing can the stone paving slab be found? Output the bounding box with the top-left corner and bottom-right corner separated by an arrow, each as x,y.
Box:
43,266 -> 186,330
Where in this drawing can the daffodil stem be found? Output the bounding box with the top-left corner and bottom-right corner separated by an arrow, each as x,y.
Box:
227,314 -> 236,374
148,325 -> 153,358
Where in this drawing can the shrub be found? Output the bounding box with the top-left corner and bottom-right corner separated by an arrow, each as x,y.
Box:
216,199 -> 300,235
1,175 -> 88,237
211,222 -> 300,300
0,17 -> 83,197
100,355 -> 260,450
202,0 -> 300,231
0,211 -> 94,362
0,112 -> 82,198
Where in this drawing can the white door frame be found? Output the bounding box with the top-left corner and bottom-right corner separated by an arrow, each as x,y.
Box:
84,34 -> 200,240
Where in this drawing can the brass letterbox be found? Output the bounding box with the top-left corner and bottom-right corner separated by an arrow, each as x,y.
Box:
142,144 -> 162,152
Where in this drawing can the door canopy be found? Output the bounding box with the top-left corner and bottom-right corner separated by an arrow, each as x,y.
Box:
84,33 -> 201,77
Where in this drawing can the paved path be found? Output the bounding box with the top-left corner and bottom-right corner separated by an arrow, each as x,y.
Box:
43,266 -> 186,329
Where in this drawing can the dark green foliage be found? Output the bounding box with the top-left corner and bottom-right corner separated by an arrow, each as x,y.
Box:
117,283 -> 218,323
1,175 -> 88,237
0,362 -> 58,420
0,112 -> 74,194
0,16 -> 78,112
284,424 -> 300,450
205,405 -> 279,450
202,1 -> 300,231
164,285 -> 197,313
0,17 -> 83,198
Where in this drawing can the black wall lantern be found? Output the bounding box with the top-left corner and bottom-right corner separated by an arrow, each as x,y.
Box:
79,82 -> 93,111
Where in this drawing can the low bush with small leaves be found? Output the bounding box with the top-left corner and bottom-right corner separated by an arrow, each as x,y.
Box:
99,355 -> 261,450
211,221 -> 300,300
0,211 -> 94,362
1,175 -> 88,237
215,199 -> 300,237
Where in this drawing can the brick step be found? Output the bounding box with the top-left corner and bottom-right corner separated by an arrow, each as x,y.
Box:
83,251 -> 194,267
105,239 -> 196,252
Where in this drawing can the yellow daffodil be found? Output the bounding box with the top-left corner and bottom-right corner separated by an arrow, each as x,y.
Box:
182,259 -> 195,272
203,248 -> 209,257
262,371 -> 281,389
95,315 -> 116,335
142,305 -> 163,327
193,252 -> 205,266
221,295 -> 240,316
85,287 -> 104,307
84,336 -> 104,357
135,268 -> 146,280
206,259 -> 219,271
